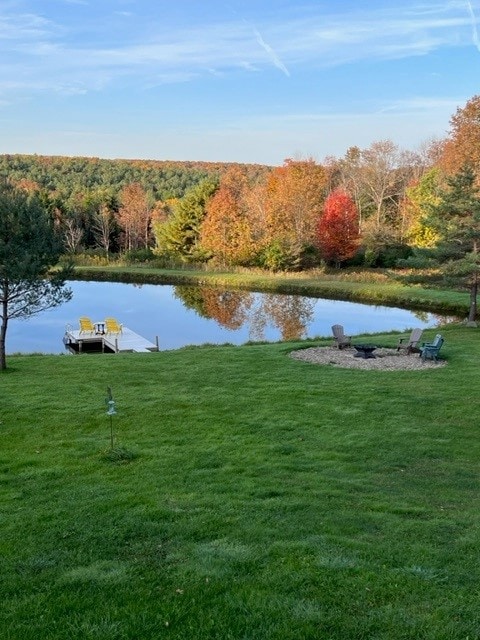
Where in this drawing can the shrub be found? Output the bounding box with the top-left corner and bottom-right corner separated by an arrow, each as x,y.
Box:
363,242 -> 413,268
68,251 -> 112,266
123,248 -> 156,264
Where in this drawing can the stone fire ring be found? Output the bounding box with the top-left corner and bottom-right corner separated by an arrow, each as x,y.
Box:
289,346 -> 446,371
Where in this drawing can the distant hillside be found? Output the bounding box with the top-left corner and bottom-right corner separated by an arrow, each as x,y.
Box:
0,154 -> 271,202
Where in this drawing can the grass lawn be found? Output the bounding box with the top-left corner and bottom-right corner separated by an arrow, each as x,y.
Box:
1,323 -> 479,639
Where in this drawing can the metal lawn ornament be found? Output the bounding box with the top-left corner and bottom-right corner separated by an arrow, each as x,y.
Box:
105,386 -> 117,449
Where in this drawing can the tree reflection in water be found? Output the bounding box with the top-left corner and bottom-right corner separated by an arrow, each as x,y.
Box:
249,294 -> 315,341
405,309 -> 458,326
202,288 -> 253,330
174,285 -> 314,341
174,286 -> 253,330
411,309 -> 430,322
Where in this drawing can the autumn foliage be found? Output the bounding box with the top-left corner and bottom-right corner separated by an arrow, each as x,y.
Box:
317,189 -> 359,265
263,159 -> 327,263
118,183 -> 151,250
200,167 -> 257,265
440,95 -> 480,177
8,92 -> 480,273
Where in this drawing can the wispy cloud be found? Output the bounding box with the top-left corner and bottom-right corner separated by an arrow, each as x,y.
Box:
242,96 -> 461,125
374,96 -> 465,113
465,0 -> 480,51
0,12 -> 56,40
0,1 -> 474,99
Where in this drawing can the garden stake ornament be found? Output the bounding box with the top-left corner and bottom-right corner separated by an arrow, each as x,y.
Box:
105,386 -> 117,449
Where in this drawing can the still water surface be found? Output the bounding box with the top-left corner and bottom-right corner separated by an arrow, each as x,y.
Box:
8,280 -> 452,354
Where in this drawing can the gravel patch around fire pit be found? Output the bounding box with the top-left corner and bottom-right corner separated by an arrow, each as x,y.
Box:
289,346 -> 447,371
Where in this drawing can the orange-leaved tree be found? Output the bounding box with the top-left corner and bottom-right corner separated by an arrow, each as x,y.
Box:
317,189 -> 359,266
200,167 -> 257,266
261,158 -> 327,270
440,95 -> 480,178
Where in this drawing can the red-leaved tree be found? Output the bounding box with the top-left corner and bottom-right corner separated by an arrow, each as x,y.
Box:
317,189 -> 360,266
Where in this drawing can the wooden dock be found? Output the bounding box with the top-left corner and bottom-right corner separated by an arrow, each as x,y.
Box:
63,326 -> 159,354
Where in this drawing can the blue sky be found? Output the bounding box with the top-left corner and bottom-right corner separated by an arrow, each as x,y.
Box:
0,0 -> 479,165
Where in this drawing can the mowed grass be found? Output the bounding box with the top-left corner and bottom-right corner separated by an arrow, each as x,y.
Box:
1,324 -> 480,639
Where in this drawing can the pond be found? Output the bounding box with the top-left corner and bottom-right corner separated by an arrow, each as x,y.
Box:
7,280 -> 454,355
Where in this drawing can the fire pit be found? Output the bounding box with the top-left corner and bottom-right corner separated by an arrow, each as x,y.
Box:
353,344 -> 377,359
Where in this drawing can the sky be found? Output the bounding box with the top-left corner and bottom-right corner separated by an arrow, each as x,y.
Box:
0,0 -> 479,166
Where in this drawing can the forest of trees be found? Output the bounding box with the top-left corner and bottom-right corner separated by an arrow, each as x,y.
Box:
3,94 -> 480,279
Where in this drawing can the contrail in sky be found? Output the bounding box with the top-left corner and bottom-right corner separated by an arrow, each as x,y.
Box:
228,6 -> 291,77
252,26 -> 291,77
466,0 -> 480,51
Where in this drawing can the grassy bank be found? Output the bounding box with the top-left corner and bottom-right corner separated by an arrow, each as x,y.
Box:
1,323 -> 479,639
71,265 -> 471,317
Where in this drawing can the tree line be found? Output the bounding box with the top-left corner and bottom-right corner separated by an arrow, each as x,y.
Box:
0,141 -> 435,268
1,92 -> 472,273
2,95 -> 480,281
